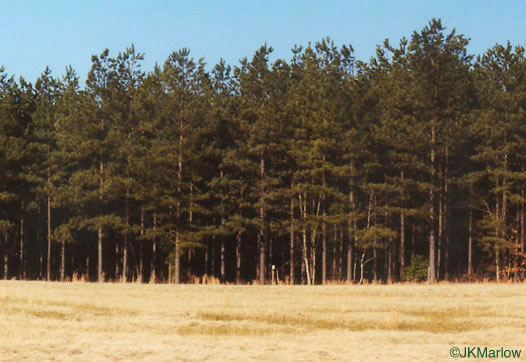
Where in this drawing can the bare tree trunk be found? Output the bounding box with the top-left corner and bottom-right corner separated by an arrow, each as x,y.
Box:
3,232 -> 8,280
139,205 -> 145,282
151,214 -> 157,283
322,164 -> 327,285
236,231 -> 241,284
268,225 -> 273,277
122,192 -> 130,283
438,164 -> 443,281
302,230 -> 310,285
347,190 -> 354,283
501,151 -> 508,281
168,259 -> 172,284
60,237 -> 65,282
468,207 -> 473,276
373,194 -> 377,283
444,146 -> 450,280
97,226 -> 103,282
47,195 -> 51,281
19,202 -> 24,279
495,173 -> 500,282
299,192 -> 311,285
258,156 -> 265,285
46,141 -> 52,282
174,117 -> 183,285
204,239 -> 209,278
322,222 -> 327,285
139,244 -> 144,283
428,114 -> 437,283
359,252 -> 365,284
400,169 -> 405,280
187,249 -> 193,281
37,204 -> 43,280
300,240 -> 305,285
387,241 -> 393,283
387,209 -> 392,283
115,242 -> 119,279
521,184 -> 525,279
311,232 -> 316,284
211,235 -> 215,279
220,236 -> 225,283
187,183 -> 194,281
339,225 -> 343,280
85,256 -> 89,280
332,225 -> 337,281
289,187 -> 295,284
411,223 -> 415,260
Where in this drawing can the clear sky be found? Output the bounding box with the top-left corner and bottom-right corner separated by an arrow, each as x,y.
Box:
1,0 -> 525,85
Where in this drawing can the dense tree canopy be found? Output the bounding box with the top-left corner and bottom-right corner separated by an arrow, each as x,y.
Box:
1,19 -> 525,283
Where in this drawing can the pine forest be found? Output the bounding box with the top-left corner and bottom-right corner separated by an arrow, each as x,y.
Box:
1,19 -> 526,285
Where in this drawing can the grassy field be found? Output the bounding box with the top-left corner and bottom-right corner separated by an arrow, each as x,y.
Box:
0,281 -> 525,361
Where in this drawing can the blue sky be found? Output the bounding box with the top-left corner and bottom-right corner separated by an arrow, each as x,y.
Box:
1,0 -> 525,85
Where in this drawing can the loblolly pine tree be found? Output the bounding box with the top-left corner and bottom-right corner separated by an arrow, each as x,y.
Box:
406,19 -> 472,281
161,48 -> 210,283
471,43 -> 526,280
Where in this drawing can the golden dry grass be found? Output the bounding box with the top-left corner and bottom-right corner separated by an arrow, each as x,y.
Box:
0,281 -> 525,361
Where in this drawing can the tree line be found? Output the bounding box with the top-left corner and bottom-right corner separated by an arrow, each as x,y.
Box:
1,19 -> 525,284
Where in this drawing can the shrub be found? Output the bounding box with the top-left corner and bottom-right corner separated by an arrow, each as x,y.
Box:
403,255 -> 429,281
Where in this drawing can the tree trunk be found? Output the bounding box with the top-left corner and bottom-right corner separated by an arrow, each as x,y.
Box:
85,256 -> 89,281
501,150 -> 508,281
258,156 -> 265,285
322,222 -> 327,285
47,195 -> 51,281
211,235 -> 215,279
468,207 -> 473,276
204,239 -> 209,277
19,202 -> 24,279
387,240 -> 393,283
115,242 -> 119,279
60,237 -> 65,282
174,115 -> 184,285
332,225 -> 337,281
359,251 -> 365,284
372,194 -> 377,283
122,192 -> 130,283
400,169 -> 405,280
139,243 -> 144,283
299,192 -> 311,285
98,138 -> 104,283
339,225 -> 343,280
3,232 -> 8,280
495,175 -> 501,281
187,182 -> 194,281
521,185 -> 525,278
387,209 -> 392,283
289,187 -> 295,284
444,145 -> 450,280
236,231 -> 241,284
97,225 -> 103,282
138,205 -> 145,282
220,236 -> 225,283
347,190 -> 354,283
411,223 -> 415,260
428,114 -> 437,283
302,229 -> 311,285
438,178 -> 443,281
321,164 -> 327,285
151,214 -> 157,283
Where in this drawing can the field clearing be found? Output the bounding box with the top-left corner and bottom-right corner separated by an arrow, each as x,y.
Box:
0,281 -> 525,361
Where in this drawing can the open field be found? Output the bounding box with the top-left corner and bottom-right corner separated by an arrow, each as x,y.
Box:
0,282 -> 525,361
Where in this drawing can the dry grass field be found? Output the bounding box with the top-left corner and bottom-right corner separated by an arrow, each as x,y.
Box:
0,281 -> 525,361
